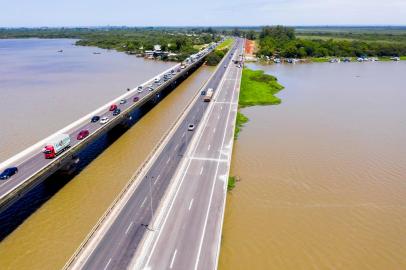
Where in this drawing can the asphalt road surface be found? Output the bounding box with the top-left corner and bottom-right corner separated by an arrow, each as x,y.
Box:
0,49 -> 211,208
70,39 -> 243,270
138,39 -> 243,270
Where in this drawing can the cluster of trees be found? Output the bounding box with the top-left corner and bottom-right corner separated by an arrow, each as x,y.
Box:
256,26 -> 406,58
0,27 -> 221,62
206,49 -> 227,66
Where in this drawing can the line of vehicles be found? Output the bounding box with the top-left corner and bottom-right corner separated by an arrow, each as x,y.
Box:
0,42 -> 219,182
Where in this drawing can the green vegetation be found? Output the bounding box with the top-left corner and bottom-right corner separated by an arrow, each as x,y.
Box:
234,112 -> 248,139
0,27 -> 221,62
235,68 -> 284,139
206,38 -> 233,66
255,26 -> 406,58
239,68 -> 284,107
216,38 -> 233,51
228,176 -> 236,191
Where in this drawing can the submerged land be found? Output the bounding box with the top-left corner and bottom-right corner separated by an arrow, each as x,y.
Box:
234,68 -> 284,138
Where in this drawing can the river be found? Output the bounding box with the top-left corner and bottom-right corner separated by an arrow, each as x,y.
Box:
219,61 -> 406,269
0,39 -> 214,269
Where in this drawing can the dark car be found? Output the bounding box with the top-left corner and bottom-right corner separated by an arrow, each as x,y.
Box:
109,104 -> 117,111
77,130 -> 89,140
201,90 -> 206,96
91,116 -> 100,122
133,96 -> 139,102
113,108 -> 121,116
0,167 -> 18,180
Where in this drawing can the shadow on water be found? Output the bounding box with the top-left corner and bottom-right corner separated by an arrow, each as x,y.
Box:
0,76 -> 190,240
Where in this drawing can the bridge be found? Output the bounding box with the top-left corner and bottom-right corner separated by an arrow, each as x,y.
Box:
0,43 -> 217,212
64,38 -> 244,270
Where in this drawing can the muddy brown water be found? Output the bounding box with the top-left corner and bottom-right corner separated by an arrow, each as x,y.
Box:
0,39 -> 214,269
219,62 -> 406,270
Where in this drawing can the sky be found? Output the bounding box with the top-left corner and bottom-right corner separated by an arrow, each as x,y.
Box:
1,0 -> 406,27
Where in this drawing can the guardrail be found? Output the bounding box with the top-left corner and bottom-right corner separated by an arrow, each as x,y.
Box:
62,46 -> 218,270
0,45 -> 214,209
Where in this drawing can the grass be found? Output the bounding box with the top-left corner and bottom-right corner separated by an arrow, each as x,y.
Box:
234,111 -> 248,139
234,68 -> 284,139
216,38 -> 233,51
401,56 -> 406,60
311,57 -> 330,63
228,176 -> 236,191
239,68 -> 284,108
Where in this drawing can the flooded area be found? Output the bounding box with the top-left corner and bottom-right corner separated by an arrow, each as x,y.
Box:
0,39 -> 214,269
219,61 -> 406,269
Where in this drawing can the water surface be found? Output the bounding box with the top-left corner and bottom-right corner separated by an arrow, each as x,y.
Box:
0,39 -> 214,269
0,39 -> 175,162
220,61 -> 406,270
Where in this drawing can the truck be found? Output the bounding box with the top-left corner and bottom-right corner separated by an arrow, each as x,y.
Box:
204,88 -> 214,102
42,134 -> 71,159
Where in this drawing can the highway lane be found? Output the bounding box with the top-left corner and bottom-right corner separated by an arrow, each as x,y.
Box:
139,38 -> 243,270
68,39 -> 241,270
0,47 -> 213,209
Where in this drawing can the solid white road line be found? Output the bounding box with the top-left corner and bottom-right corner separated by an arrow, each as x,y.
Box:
143,43 -> 233,269
170,249 -> 178,269
103,258 -> 112,270
190,157 -> 227,162
153,175 -> 160,185
193,53 -> 239,270
188,199 -> 194,211
174,143 -> 179,150
166,158 -> 170,164
125,222 -> 134,235
182,132 -> 186,138
200,167 -> 204,175
208,144 -> 211,151
141,197 -> 147,208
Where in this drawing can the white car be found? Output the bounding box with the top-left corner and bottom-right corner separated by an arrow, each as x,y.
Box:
138,89 -> 143,93
100,117 -> 109,124
188,124 -> 195,131
120,99 -> 126,104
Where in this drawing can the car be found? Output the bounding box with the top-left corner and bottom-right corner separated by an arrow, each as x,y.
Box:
91,116 -> 100,122
188,124 -> 195,131
154,77 -> 160,83
109,104 -> 117,111
224,65 -> 227,68
133,96 -> 139,102
177,68 -> 181,72
137,86 -> 143,91
171,69 -> 175,74
138,88 -> 143,93
201,90 -> 206,96
100,117 -> 109,124
0,167 -> 18,180
120,99 -> 126,104
77,130 -> 89,140
148,87 -> 154,91
113,108 -> 121,116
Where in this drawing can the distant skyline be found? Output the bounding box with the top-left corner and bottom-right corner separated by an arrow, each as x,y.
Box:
1,0 -> 406,27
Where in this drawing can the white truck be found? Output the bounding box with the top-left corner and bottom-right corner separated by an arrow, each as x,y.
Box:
42,134 -> 71,159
